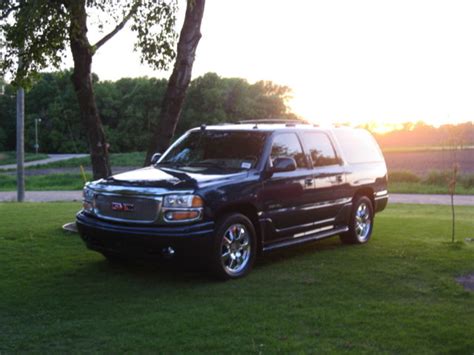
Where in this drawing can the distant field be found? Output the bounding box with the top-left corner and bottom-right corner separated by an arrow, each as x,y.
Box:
1,149 -> 473,195
0,151 -> 49,166
389,182 -> 474,195
381,145 -> 474,153
384,148 -> 474,176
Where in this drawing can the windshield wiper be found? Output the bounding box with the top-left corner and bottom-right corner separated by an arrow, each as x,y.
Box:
188,161 -> 227,169
155,161 -> 183,168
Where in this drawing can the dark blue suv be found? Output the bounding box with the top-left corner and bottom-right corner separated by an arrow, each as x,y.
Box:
76,121 -> 388,279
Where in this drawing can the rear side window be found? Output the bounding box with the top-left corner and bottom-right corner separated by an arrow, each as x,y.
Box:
271,133 -> 307,168
302,133 -> 339,167
332,129 -> 384,163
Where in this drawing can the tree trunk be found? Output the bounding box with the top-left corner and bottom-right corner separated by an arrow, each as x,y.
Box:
67,0 -> 111,179
145,0 -> 206,165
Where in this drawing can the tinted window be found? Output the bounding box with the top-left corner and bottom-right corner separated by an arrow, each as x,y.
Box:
160,130 -> 267,170
332,128 -> 384,163
303,133 -> 339,167
271,133 -> 306,168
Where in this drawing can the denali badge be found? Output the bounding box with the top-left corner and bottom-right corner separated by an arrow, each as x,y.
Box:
111,202 -> 135,212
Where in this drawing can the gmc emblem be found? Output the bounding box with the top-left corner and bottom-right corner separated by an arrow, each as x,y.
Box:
111,202 -> 135,212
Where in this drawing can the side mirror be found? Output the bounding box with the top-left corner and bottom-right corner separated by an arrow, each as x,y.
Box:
151,153 -> 162,165
272,157 -> 297,172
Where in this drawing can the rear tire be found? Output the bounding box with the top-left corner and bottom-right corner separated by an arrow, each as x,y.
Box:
209,213 -> 257,280
340,196 -> 374,244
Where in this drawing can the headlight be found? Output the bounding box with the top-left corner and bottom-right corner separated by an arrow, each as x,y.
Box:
162,194 -> 204,223
82,187 -> 95,213
163,194 -> 203,208
83,187 -> 95,201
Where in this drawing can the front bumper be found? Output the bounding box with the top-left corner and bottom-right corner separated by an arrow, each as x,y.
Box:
76,211 -> 215,259
374,195 -> 389,213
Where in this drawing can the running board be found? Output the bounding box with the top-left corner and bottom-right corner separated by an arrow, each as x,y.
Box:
262,226 -> 349,252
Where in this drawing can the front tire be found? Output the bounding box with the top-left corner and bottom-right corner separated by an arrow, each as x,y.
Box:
101,252 -> 129,264
340,196 -> 374,244
210,213 -> 257,280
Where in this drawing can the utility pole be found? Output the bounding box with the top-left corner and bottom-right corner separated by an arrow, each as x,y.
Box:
34,118 -> 41,154
16,56 -> 25,202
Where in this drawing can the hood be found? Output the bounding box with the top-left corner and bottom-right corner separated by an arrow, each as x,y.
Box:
100,166 -> 248,190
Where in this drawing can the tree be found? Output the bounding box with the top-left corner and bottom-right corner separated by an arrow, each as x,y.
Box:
1,0 -> 178,179
145,0 -> 205,164
0,71 -> 295,153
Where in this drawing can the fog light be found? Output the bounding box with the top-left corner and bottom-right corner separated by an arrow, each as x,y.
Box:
83,201 -> 93,212
164,210 -> 200,221
162,247 -> 175,259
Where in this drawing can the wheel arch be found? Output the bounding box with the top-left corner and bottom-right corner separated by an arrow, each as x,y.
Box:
353,187 -> 375,208
214,203 -> 262,253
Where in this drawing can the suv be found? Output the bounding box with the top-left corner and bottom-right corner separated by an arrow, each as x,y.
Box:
76,121 -> 388,279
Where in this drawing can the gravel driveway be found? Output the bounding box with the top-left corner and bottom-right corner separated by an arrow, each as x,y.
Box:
0,154 -> 88,171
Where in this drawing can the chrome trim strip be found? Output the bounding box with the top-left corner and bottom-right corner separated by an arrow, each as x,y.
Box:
375,190 -> 388,197
87,182 -> 194,197
92,190 -> 163,201
271,197 -> 352,214
293,225 -> 334,239
263,226 -> 349,252
92,213 -> 159,225
374,195 -> 389,200
273,217 -> 336,234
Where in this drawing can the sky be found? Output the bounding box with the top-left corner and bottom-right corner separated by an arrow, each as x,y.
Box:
84,0 -> 474,130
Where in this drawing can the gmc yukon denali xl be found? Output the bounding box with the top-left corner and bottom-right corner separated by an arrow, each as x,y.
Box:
76,121 -> 388,279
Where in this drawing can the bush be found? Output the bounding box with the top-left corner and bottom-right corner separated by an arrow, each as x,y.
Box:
389,170 -> 421,183
424,170 -> 451,185
459,173 -> 474,189
423,170 -> 474,189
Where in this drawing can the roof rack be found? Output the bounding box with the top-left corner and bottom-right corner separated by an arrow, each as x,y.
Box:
238,119 -> 310,126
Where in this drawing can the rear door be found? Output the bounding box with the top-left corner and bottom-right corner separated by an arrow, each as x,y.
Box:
300,131 -> 348,225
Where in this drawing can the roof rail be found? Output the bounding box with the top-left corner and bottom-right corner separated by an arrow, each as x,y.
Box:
238,119 -> 309,126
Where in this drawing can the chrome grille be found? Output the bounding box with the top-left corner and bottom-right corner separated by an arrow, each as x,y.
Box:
94,194 -> 161,223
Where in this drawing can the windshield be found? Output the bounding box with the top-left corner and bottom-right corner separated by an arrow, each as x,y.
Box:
158,130 -> 268,171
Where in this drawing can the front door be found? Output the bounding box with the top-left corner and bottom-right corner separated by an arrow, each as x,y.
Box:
262,132 -> 316,241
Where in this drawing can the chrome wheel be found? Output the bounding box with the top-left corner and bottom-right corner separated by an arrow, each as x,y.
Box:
355,202 -> 371,241
220,223 -> 251,275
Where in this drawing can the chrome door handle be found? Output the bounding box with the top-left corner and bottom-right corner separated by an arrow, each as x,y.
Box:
305,178 -> 313,186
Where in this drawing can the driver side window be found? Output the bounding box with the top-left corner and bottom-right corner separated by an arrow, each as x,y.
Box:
270,133 -> 307,168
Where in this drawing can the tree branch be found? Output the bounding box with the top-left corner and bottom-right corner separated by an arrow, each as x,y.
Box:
0,5 -> 20,21
92,2 -> 140,53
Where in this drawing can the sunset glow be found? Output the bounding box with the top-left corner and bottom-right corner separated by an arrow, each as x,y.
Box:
82,0 -> 474,131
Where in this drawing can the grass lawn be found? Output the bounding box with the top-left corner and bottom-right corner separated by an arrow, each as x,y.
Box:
0,173 -> 91,191
24,151 -> 145,169
0,203 -> 473,353
0,151 -> 49,166
0,152 -> 143,191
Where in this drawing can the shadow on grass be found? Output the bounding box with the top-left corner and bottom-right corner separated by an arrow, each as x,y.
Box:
66,234 -> 346,286
256,237 -> 344,268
